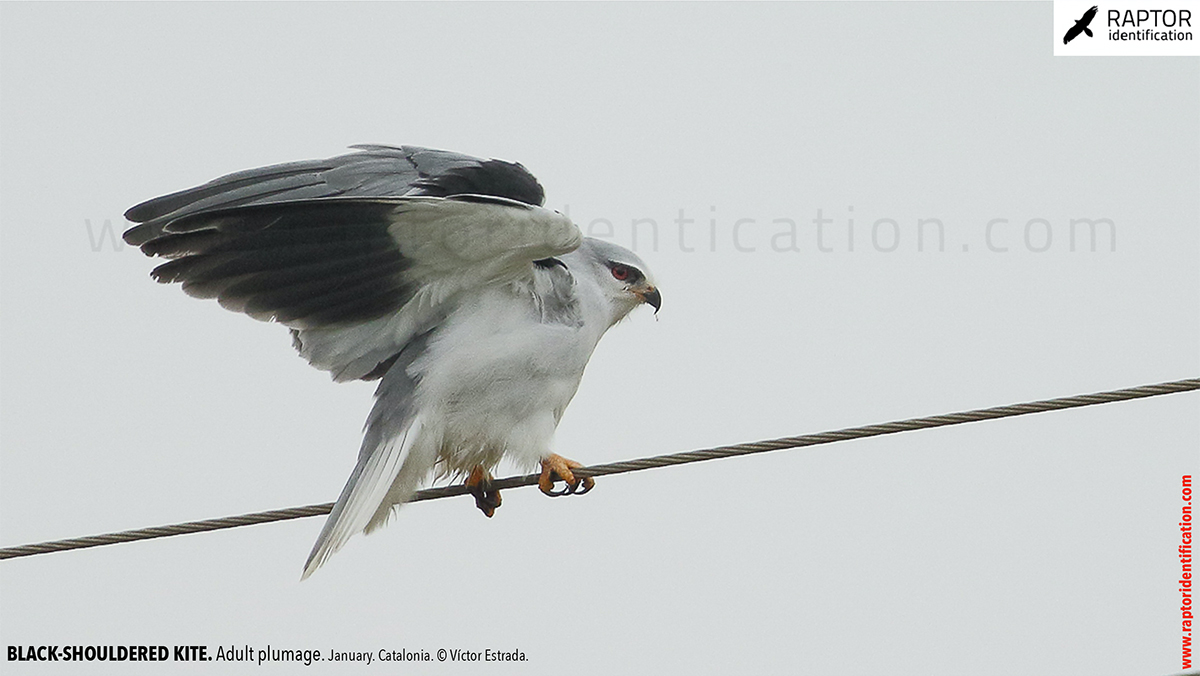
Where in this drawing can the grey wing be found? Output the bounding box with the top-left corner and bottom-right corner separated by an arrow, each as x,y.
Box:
127,194 -> 581,381
123,144 -> 546,246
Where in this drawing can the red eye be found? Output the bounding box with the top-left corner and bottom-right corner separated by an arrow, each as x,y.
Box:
610,265 -> 631,281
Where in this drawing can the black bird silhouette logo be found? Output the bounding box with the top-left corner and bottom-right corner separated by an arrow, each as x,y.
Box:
1064,6 -> 1099,44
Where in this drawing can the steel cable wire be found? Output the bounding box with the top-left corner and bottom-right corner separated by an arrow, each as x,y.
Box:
2,377 -> 1196,561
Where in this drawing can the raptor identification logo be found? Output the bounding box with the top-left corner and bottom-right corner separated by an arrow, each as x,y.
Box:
1054,0 -> 1200,54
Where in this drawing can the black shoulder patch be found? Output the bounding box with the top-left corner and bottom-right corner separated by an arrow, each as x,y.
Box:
413,160 -> 545,206
533,257 -> 566,270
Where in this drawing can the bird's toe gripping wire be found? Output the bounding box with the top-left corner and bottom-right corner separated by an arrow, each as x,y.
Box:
538,454 -> 595,497
465,466 -> 502,518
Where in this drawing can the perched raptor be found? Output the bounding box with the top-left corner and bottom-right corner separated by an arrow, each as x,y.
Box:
122,145 -> 661,578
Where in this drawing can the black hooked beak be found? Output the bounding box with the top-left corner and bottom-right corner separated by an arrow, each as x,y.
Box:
639,286 -> 662,313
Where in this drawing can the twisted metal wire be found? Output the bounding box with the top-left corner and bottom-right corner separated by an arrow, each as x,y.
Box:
3,377 -> 1196,561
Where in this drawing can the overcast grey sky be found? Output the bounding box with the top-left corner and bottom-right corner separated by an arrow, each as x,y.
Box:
1,2 -> 1197,675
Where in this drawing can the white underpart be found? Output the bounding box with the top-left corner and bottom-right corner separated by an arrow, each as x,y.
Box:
365,276 -> 610,526
300,235 -> 643,580
418,283 -> 606,468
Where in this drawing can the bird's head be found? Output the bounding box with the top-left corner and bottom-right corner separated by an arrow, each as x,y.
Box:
576,238 -> 661,325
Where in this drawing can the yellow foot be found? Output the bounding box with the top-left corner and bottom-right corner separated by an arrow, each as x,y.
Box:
465,466 -> 501,518
538,454 -> 595,497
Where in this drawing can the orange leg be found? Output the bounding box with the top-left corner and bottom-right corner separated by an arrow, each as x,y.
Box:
465,466 -> 501,518
538,454 -> 595,497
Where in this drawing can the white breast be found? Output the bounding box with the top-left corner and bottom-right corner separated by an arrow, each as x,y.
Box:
409,283 -> 606,474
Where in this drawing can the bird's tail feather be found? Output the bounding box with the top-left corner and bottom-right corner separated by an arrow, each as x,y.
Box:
301,416 -> 428,579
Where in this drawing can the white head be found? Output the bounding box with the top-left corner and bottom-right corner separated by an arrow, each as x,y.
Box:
568,237 -> 660,327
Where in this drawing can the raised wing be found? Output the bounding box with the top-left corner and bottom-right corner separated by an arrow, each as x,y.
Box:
123,144 -> 546,246
128,194 -> 581,381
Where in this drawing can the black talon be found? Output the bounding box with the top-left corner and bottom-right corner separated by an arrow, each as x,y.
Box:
468,474 -> 502,516
474,488 -> 501,514
546,472 -> 577,496
552,476 -> 594,496
540,463 -> 595,498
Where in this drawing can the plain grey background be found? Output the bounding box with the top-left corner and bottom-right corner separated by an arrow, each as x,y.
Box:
1,2 -> 1197,674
